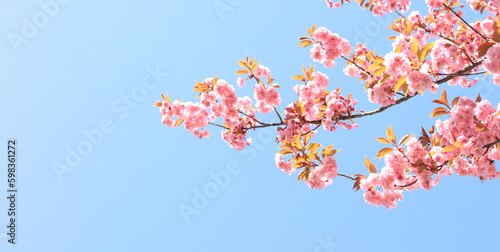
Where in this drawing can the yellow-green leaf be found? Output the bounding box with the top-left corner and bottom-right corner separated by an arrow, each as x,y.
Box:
298,40 -> 313,48
493,16 -> 500,42
174,118 -> 185,127
307,143 -> 321,153
375,147 -> 393,159
394,76 -> 407,93
443,145 -> 457,153
292,75 -> 306,82
398,134 -> 414,146
386,124 -> 397,144
238,60 -> 247,68
279,149 -> 293,155
364,156 -> 377,174
298,168 -> 310,182
430,107 -> 449,118
236,69 -> 249,75
411,38 -> 418,55
376,137 -> 391,144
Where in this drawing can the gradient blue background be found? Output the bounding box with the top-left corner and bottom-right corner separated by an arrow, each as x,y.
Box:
1,1 -> 499,251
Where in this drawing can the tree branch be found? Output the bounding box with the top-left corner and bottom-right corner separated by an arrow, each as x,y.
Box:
443,4 -> 489,41
208,122 -> 229,130
342,56 -> 374,78
338,173 -> 356,180
273,106 -> 284,124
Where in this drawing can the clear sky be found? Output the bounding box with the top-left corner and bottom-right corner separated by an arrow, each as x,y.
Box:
1,1 -> 499,251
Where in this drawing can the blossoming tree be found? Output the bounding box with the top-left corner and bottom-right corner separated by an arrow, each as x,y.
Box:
156,0 -> 500,208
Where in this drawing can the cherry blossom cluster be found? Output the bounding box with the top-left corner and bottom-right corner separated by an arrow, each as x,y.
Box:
292,71 -> 330,122
483,42 -> 500,85
323,0 -> 411,16
336,11 -> 487,106
321,90 -> 359,131
254,81 -> 281,114
323,0 -> 499,17
467,0 -> 500,14
435,97 -> 500,178
310,27 -> 353,68
274,132 -> 341,190
157,59 -> 285,151
306,156 -> 338,189
160,99 -> 210,139
275,148 -> 340,190
359,96 -> 500,208
158,0 -> 500,209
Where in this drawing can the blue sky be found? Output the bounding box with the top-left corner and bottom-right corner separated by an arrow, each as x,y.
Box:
1,1 -> 499,251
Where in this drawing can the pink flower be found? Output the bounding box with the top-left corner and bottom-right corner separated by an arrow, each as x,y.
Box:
483,43 -> 500,75
275,154 -> 296,175
254,65 -> 270,79
406,70 -> 434,94
384,52 -> 412,77
237,77 -> 245,88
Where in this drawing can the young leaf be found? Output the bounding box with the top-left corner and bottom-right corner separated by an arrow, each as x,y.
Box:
174,118 -> 185,127
411,39 -> 418,55
386,124 -> 397,144
236,69 -> 249,75
394,76 -> 407,93
364,156 -> 377,174
292,75 -> 306,82
443,145 -> 458,153
298,168 -> 310,182
279,149 -> 293,155
376,137 -> 391,144
493,16 -> 500,42
307,143 -> 322,153
477,42 -> 496,58
352,174 -> 366,191
419,127 -> 431,147
298,40 -> 313,48
430,107 -> 449,118
238,59 -> 247,68
452,96 -> 461,107
491,112 -> 500,122
476,94 -> 482,103
375,147 -> 393,159
440,88 -> 450,109
398,134 -> 414,146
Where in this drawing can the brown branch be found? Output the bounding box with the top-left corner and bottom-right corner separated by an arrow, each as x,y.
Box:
338,173 -> 356,180
443,4 -> 489,41
329,60 -> 484,122
213,59 -> 483,134
342,56 -> 374,78
243,122 -> 284,131
273,106 -> 284,124
208,122 -> 229,130
303,123 -> 322,135
435,71 -> 486,76
398,178 -> 418,189
483,138 -> 500,155
238,110 -> 265,125
395,10 -> 457,45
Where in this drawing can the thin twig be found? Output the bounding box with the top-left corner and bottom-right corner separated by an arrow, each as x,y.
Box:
303,123 -> 322,135
208,122 -> 229,130
238,110 -> 265,125
273,106 -> 284,124
338,173 -> 356,180
483,138 -> 500,155
321,60 -> 484,122
342,56 -> 374,78
443,4 -> 489,41
398,178 -> 418,189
